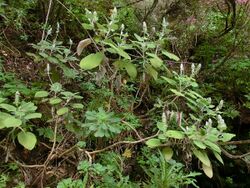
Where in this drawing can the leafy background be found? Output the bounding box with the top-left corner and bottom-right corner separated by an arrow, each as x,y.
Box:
0,0 -> 250,187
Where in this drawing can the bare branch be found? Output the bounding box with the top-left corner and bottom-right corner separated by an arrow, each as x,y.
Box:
87,131 -> 160,155
221,147 -> 250,159
219,139 -> 250,145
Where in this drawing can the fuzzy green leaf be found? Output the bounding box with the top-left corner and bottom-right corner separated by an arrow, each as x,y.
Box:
202,163 -> 213,178
193,140 -> 207,149
124,62 -> 137,78
161,76 -> 176,85
35,91 -> 49,98
204,140 -> 221,153
146,138 -> 161,148
57,107 -> 69,116
170,89 -> 185,97
49,98 -> 62,105
17,131 -> 37,150
162,147 -> 173,160
149,58 -> 163,68
157,122 -> 167,132
220,133 -> 236,142
80,52 -> 104,70
213,151 -> 224,164
0,112 -> 12,129
162,50 -> 180,61
193,149 -> 211,167
147,53 -> 163,68
146,65 -> 158,80
71,103 -> 84,109
165,130 -> 185,139
0,104 -> 16,112
103,42 -> 131,60
24,113 -> 42,120
3,117 -> 22,128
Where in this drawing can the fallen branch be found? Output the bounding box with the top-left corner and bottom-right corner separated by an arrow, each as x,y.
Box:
5,131 -> 159,171
221,147 -> 250,159
121,120 -> 142,139
219,139 -> 250,145
87,131 -> 160,155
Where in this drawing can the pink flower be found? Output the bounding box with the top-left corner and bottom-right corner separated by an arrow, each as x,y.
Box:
186,16 -> 197,24
236,0 -> 249,4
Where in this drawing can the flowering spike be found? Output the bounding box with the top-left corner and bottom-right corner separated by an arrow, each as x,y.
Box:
15,91 -> 20,106
180,63 -> 184,75
143,22 -> 147,34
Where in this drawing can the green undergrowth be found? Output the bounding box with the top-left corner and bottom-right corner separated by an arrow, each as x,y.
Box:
0,0 -> 250,187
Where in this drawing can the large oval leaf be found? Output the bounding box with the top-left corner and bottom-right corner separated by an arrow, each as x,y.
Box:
150,58 -> 163,68
165,130 -> 185,139
49,98 -> 62,105
57,107 -> 69,116
193,149 -> 211,167
114,60 -> 137,78
0,112 -> 12,129
146,65 -> 158,80
213,151 -> 224,164
162,50 -> 180,61
170,89 -> 185,97
193,140 -> 206,149
80,52 -> 104,70
162,147 -> 173,161
220,133 -> 236,142
71,103 -> 84,109
161,76 -> 176,86
147,53 -> 163,68
146,138 -> 161,148
202,163 -> 213,178
204,140 -> 221,153
35,91 -> 49,98
24,113 -> 42,120
3,117 -> 22,128
103,42 -> 131,60
115,47 -> 131,60
17,131 -> 37,150
124,62 -> 137,79
0,104 -> 16,112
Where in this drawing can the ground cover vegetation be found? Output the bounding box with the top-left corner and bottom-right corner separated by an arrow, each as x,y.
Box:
0,0 -> 250,187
